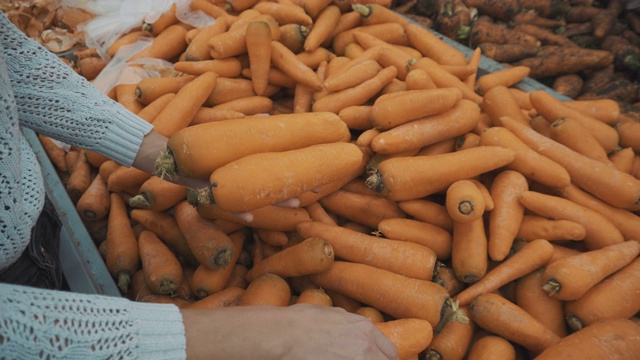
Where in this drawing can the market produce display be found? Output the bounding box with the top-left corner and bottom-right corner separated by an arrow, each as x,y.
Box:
4,0 -> 640,359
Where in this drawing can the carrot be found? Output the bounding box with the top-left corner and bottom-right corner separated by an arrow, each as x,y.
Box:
548,117 -> 613,165
38,134 -> 68,172
354,306 -> 385,323
497,115 -> 640,210
295,288 -> 333,307
173,58 -> 242,77
322,59 -> 382,93
252,2 -> 312,26
151,71 -> 219,137
463,0 -> 521,21
353,3 -> 408,26
134,76 -> 195,105
475,66 -> 530,95
466,335 -> 516,360
255,228 -> 289,247
478,42 -> 539,63
410,57 -> 483,103
107,30 -> 149,58
75,174 -> 110,221
519,190 -> 625,250
365,146 -> 516,201
190,108 -> 245,125
445,179 -> 486,224
513,23 -> 579,48
127,270 -> 153,301
269,40 -> 323,90
453,133 -> 479,152
303,202 -> 336,226
183,21 -> 228,61
376,318 -> 434,359
610,147 -> 636,174
563,98 -> 621,126
469,292 -> 561,355
318,189 -> 406,229
616,118 -> 640,153
297,221 -> 437,280
517,215 -> 586,242
105,192 -> 140,294
245,20 -> 273,96
481,85 -> 529,126
310,261 -> 465,331
225,0 -> 259,12
535,318 -> 640,360
338,105 -> 373,131
397,199 -> 453,232
311,65 -> 398,114
129,24 -> 189,62
142,3 -> 178,36
65,151 -> 92,204
208,14 -> 279,59
137,230 -> 183,295
332,22 -> 408,56
370,98 -> 481,155
244,236 -> 334,282
224,263 -> 248,289
513,45 -> 613,79
463,47 -> 482,90
552,74 -> 584,99
484,170 -> 528,261
205,77 -> 279,106
321,9 -> 362,49
296,47 -> 335,70
185,286 -> 245,309
136,93 -> 176,123
129,208 -> 198,266
208,95 -> 273,115
377,217 -> 452,261
277,23 -> 309,54
541,240 -> 640,301
405,68 -> 436,90
116,84 -> 144,115
564,257 -> 640,331
468,17 -> 540,48
194,202 -> 312,232
423,305 -> 474,360
404,22 -> 466,66
351,31 -> 415,81
128,175 -> 187,212
99,161 -> 121,186
303,5 -> 341,52
107,166 -> 151,195
514,268 -> 567,338
190,0 -> 229,19
451,216 -> 487,284
371,88 -> 463,131
455,239 -> 554,307
189,230 -> 246,298
237,273 -> 291,306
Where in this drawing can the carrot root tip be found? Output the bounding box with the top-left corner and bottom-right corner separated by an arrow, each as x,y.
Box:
457,200 -> 475,216
159,277 -> 179,295
154,150 -> 178,181
434,299 -> 468,335
542,279 -> 561,296
364,170 -> 384,193
187,187 -> 214,207
117,272 -> 131,294
129,194 -> 152,209
565,313 -> 585,332
424,349 -> 443,360
213,247 -> 234,268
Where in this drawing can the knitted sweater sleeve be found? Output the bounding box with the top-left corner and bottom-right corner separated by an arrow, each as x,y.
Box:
0,13 -> 153,167
0,283 -> 186,359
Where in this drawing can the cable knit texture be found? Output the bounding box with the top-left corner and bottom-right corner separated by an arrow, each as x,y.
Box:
0,13 -> 185,359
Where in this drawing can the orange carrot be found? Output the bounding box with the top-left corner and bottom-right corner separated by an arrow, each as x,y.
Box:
397,199 -> 453,232
237,273 -> 291,306
173,58 -> 243,77
466,335 -> 516,360
404,22 -> 467,66
322,59 -> 383,93
129,208 -> 198,266
564,257 -> 640,331
142,3 -> 178,36
138,230 -> 183,295
185,286 -> 245,309
303,5 -> 341,52
107,30 -> 149,58
410,57 -> 483,103
105,192 -> 140,294
487,170 -> 528,261
129,24 -> 189,62
469,292 -> 561,355
244,237 -> 334,282
190,108 -> 245,125
208,95 -> 273,115
563,98 -> 621,126
183,20 -> 228,61
454,239 -> 554,306
541,240 -> 640,301
481,85 -> 530,126
297,221 -> 437,281
318,189 -> 406,229
365,146 -> 516,201
353,3 -> 409,26
277,23 -> 310,54
514,268 -> 567,338
497,115 -> 640,210
377,217 -> 452,261
310,261 -> 464,331
255,228 -> 289,247
107,166 -> 151,195
38,134 -> 68,172
338,105 -> 373,131
517,215 -> 586,242
475,66 -> 531,95
518,190 -> 624,250
75,174 -> 110,221
376,318 -> 434,359
332,22 -> 408,56
534,318 -> 640,360
65,151 -> 92,204
295,288 -> 333,307
208,14 -> 279,59
609,147 -> 636,174
136,93 -> 176,123
370,98 -> 480,155
116,84 -> 144,115
445,179 -> 486,224
270,40 -> 322,90
128,175 -> 187,212
194,202 -> 312,232
173,200 -> 236,270
351,31 -> 415,81
451,217 -> 487,284
252,2 -> 312,26
151,71 -> 219,137
135,76 -> 195,105
245,19 -> 273,96
548,117 -> 613,165
424,306 -> 474,360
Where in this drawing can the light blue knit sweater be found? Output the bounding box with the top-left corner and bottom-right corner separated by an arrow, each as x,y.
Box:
0,13 -> 186,359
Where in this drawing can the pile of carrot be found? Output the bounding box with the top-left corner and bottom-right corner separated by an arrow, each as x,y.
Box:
25,0 -> 640,358
392,0 -> 640,113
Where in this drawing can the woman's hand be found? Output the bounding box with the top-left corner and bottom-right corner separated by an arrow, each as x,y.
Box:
181,304 -> 399,360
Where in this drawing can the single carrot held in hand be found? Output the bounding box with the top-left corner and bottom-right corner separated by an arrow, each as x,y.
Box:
541,240 -> 640,301
138,230 -> 183,295
244,237 -> 334,282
